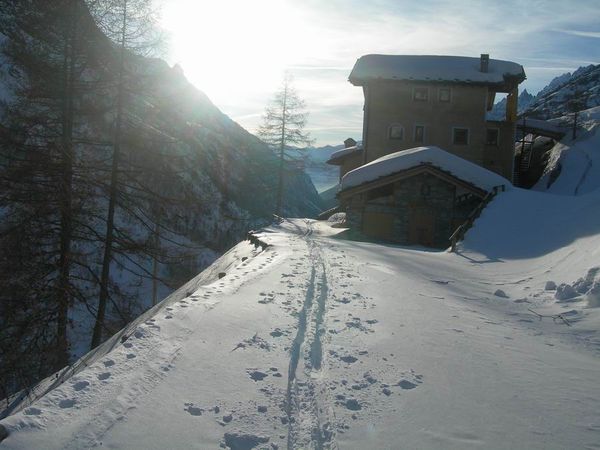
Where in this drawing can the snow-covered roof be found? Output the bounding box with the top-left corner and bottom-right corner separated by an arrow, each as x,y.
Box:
326,144 -> 363,164
349,55 -> 525,88
516,118 -> 567,137
340,146 -> 511,192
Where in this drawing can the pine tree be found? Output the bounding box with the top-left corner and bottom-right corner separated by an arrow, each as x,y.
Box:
0,0 -> 105,392
258,74 -> 313,216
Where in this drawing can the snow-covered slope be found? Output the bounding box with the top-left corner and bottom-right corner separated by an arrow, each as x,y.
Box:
534,106 -> 600,194
0,2 -> 324,396
1,208 -> 599,448
524,64 -> 600,120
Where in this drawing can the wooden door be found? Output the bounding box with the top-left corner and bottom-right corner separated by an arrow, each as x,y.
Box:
362,212 -> 394,241
408,209 -> 435,247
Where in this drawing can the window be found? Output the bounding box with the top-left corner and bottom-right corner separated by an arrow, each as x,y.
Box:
414,125 -> 425,143
486,128 -> 499,146
413,87 -> 428,102
388,124 -> 404,140
453,128 -> 469,145
439,87 -> 451,102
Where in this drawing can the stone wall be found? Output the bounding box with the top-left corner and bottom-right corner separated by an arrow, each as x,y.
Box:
342,173 -> 482,248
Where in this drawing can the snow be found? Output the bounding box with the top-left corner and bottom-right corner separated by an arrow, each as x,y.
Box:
2,193 -> 600,449
326,144 -> 362,164
534,107 -> 600,195
2,122 -> 600,447
518,117 -> 566,135
340,146 -> 511,192
349,54 -> 525,86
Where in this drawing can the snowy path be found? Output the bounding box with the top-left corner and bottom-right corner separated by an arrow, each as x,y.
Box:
2,218 -> 600,449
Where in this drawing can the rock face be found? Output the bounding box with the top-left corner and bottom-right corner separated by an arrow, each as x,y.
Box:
487,89 -> 535,121
487,65 -> 600,122
524,65 -> 600,120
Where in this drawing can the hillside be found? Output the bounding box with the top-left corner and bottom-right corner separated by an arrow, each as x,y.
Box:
524,64 -> 600,119
532,106 -> 600,194
2,117 -> 600,447
0,1 -> 322,400
486,64 -> 600,123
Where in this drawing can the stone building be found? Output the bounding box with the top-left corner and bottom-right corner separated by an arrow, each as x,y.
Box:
338,147 -> 510,248
329,54 -> 526,181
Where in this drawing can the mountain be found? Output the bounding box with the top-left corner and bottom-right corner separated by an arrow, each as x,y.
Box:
523,64 -> 600,120
302,144 -> 344,192
486,64 -> 600,122
487,88 -> 535,120
0,1 -> 322,399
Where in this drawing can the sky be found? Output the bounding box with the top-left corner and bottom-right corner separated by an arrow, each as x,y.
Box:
159,0 -> 600,146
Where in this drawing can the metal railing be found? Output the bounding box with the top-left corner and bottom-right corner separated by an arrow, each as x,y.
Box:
449,184 -> 506,252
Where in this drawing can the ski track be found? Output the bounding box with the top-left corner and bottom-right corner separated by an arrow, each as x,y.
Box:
5,217 -> 600,449
285,219 -> 336,450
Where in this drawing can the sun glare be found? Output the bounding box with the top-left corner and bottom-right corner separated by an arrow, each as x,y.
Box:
161,0 -> 314,108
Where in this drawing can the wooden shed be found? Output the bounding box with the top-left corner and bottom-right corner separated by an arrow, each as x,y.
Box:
338,146 -> 510,248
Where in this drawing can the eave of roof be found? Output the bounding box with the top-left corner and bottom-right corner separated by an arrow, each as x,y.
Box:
340,146 -> 511,192
326,145 -> 363,165
338,164 -> 488,199
348,54 -> 526,90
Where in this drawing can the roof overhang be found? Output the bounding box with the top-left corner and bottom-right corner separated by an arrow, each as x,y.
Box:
349,54 -> 526,93
326,146 -> 363,165
338,164 -> 488,199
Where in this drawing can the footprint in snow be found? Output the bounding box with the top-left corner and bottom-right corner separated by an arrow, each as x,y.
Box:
268,367 -> 282,378
247,370 -> 268,381
23,407 -> 42,416
97,372 -> 111,381
59,399 -> 75,409
73,380 -> 90,391
397,380 -> 418,390
340,355 -> 358,364
344,399 -> 362,411
270,328 -> 287,337
184,404 -> 203,416
396,373 -> 424,390
104,359 -> 115,367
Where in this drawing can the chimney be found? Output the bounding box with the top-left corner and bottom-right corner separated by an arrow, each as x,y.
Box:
480,54 -> 489,73
344,137 -> 357,148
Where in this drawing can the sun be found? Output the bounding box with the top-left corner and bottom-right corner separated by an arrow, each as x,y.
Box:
160,0 -> 309,108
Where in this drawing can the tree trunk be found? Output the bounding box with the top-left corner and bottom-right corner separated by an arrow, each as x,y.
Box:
56,0 -> 77,369
91,0 -> 127,349
152,219 -> 159,306
276,85 -> 287,217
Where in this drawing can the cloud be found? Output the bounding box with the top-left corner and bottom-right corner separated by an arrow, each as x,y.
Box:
554,29 -> 600,39
162,0 -> 600,145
